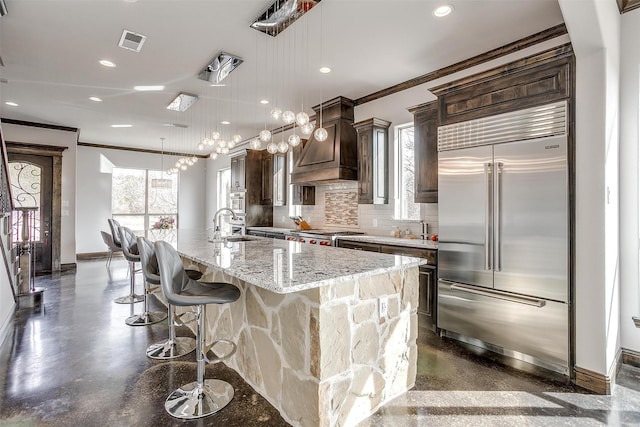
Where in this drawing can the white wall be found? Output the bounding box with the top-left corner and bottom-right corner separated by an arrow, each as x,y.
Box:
76,145 -> 206,254
2,123 -> 78,265
619,8 -> 640,354
205,155 -> 232,227
559,0 -> 621,376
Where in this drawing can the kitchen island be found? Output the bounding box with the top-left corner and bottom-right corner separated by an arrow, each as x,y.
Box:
158,230 -> 425,427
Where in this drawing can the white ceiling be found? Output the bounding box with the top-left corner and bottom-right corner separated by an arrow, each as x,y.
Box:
0,0 -> 564,154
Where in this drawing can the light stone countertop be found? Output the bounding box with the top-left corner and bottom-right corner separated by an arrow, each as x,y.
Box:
334,234 -> 439,250
174,229 -> 427,294
245,226 -> 295,234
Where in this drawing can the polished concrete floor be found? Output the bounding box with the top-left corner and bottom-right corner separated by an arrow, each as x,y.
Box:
0,259 -> 639,426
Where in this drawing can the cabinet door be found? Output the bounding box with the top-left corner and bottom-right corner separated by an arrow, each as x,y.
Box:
419,267 -> 437,332
261,153 -> 273,204
411,101 -> 438,203
337,240 -> 381,252
231,156 -> 246,191
291,184 -> 315,205
273,153 -> 287,206
357,130 -> 373,203
380,245 -> 437,264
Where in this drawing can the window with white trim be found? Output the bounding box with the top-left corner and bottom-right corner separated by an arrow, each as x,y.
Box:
395,124 -> 420,220
111,167 -> 178,235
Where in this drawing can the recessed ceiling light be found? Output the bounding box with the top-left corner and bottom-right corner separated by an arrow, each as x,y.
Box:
319,67 -> 331,74
111,124 -> 132,128
260,99 -> 269,105
221,121 -> 231,125
5,101 -> 18,107
99,59 -> 116,68
433,4 -> 454,17
210,83 -> 226,87
89,96 -> 103,102
134,85 -> 165,91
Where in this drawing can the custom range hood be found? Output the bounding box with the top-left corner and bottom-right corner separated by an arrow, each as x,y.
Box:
291,96 -> 358,185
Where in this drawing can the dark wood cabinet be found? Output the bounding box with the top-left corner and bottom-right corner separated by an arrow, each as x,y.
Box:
273,153 -> 287,207
408,101 -> 439,204
261,151 -> 273,205
353,118 -> 391,204
419,266 -> 437,332
230,150 -> 272,226
230,154 -> 246,191
336,240 -> 381,252
291,184 -> 315,205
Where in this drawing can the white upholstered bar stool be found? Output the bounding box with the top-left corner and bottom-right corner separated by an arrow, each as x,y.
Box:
113,226 -> 144,304
155,240 -> 240,419
125,237 -> 168,326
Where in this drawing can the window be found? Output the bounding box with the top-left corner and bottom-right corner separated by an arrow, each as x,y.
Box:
395,124 -> 420,220
217,168 -> 230,211
111,167 -> 178,235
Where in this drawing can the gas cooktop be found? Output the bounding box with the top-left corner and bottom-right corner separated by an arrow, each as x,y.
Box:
288,230 -> 365,237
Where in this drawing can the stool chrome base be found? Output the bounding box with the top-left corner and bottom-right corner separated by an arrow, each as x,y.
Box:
125,310 -> 167,326
146,337 -> 196,359
165,379 -> 234,419
114,294 -> 144,304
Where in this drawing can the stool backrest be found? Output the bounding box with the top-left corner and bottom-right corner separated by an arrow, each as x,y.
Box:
108,219 -> 122,247
100,231 -> 121,252
137,236 -> 160,283
154,240 -> 190,305
119,226 -> 139,261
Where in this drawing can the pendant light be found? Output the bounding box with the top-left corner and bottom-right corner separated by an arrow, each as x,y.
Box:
314,2 -> 327,141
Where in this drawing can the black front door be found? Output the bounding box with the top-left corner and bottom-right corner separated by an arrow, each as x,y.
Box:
8,154 -> 53,274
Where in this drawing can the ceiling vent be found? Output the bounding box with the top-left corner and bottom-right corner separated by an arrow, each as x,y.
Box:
118,30 -> 146,52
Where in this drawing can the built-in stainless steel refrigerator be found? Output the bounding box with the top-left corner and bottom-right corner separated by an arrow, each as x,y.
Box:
437,101 -> 570,375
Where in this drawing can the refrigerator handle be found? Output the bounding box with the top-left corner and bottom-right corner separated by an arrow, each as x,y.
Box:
442,281 -> 547,308
484,162 -> 493,271
495,162 -> 503,272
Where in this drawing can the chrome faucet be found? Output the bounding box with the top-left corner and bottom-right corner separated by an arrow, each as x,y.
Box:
420,220 -> 429,240
212,208 -> 238,241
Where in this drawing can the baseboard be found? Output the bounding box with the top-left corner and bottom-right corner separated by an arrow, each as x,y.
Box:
76,251 -> 121,261
0,302 -> 16,350
622,348 -> 640,368
60,263 -> 76,272
573,366 -> 612,395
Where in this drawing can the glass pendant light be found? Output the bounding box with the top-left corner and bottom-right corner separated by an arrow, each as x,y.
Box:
209,152 -> 218,159
211,131 -> 220,140
227,140 -> 236,149
314,127 -> 328,141
250,139 -> 262,149
277,140 -> 289,153
266,141 -> 278,154
288,133 -> 301,147
282,110 -> 296,124
232,134 -> 242,143
296,112 -> 309,126
270,107 -> 282,121
301,122 -> 314,136
259,129 -> 272,142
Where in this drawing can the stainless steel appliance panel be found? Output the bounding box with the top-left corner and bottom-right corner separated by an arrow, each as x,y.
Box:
438,279 -> 568,373
493,135 -> 568,302
438,145 -> 494,288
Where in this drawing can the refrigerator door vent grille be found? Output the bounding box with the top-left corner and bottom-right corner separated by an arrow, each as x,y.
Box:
438,101 -> 567,151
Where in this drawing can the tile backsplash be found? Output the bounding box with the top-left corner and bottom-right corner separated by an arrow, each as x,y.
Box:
273,181 -> 439,238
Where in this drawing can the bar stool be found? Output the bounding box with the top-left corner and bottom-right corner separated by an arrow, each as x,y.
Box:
107,218 -> 122,249
125,237 -> 168,326
100,231 -> 122,267
146,252 -> 202,359
114,226 -> 144,304
155,240 -> 240,419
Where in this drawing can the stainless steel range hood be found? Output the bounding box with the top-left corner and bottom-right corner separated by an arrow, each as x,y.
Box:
290,96 -> 358,185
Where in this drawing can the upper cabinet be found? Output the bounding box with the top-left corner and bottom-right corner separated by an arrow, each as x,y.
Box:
230,154 -> 246,191
353,118 -> 391,205
409,101 -> 439,204
273,153 -> 287,207
261,150 -> 273,205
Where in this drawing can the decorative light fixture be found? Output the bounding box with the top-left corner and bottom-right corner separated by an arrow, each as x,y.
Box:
153,138 -> 173,189
198,51 -> 243,84
250,0 -> 321,37
166,93 -> 198,111
314,2 -> 328,141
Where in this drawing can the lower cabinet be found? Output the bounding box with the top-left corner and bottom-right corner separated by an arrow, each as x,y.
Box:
247,230 -> 285,240
337,239 -> 438,332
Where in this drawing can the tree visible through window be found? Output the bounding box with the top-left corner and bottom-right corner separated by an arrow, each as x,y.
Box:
396,125 -> 420,220
111,168 -> 178,235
